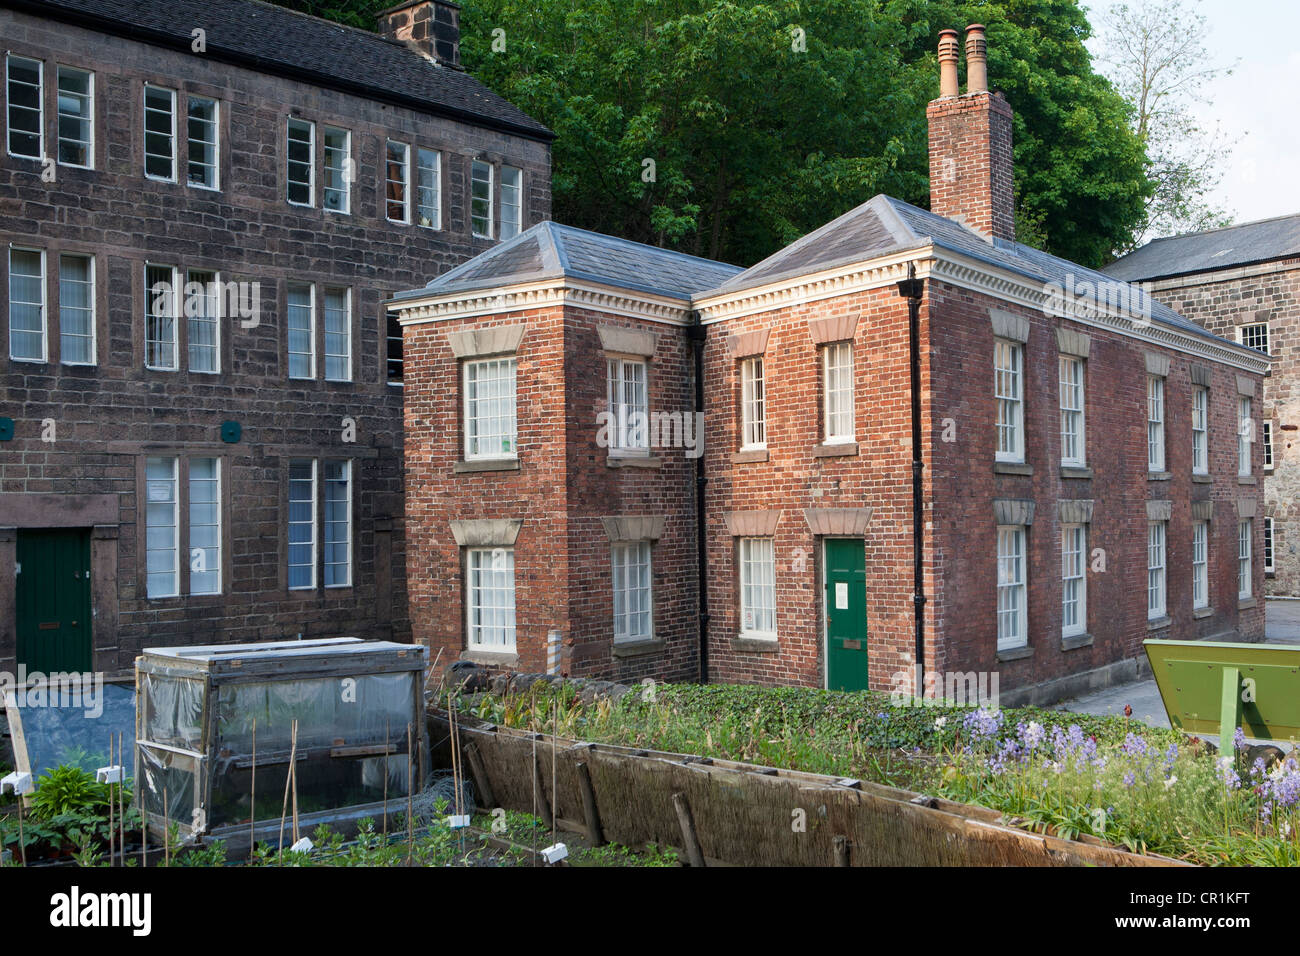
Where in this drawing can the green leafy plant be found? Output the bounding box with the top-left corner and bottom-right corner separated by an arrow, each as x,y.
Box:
30,765 -> 110,820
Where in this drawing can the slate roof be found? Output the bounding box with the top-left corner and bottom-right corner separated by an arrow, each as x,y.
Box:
7,0 -> 551,140
703,194 -> 1227,345
393,221 -> 744,302
1102,213 -> 1300,282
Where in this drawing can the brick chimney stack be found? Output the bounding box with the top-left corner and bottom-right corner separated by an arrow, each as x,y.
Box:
377,0 -> 462,70
927,24 -> 1015,243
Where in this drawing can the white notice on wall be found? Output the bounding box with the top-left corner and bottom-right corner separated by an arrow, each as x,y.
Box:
835,582 -> 848,609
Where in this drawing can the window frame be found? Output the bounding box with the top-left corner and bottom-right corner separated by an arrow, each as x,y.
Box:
286,282 -> 316,380
822,341 -> 855,444
144,262 -> 179,371
322,286 -> 352,383
385,139 -> 411,224
1059,355 -> 1086,467
738,536 -> 777,639
612,539 -> 654,643
55,65 -> 93,169
185,94 -> 220,191
416,146 -> 441,229
466,546 -> 517,651
287,458 -> 318,591
142,84 -> 177,183
471,159 -> 494,239
58,252 -> 96,367
1238,322 -> 1270,355
1264,517 -> 1275,575
740,355 -> 766,450
322,459 -> 352,589
997,525 -> 1028,650
1239,395 -> 1253,477
607,356 -> 650,454
1061,522 -> 1087,638
1192,385 -> 1209,475
184,268 -> 220,374
1239,519 -> 1253,599
1262,419 -> 1274,471
8,246 -> 48,363
1147,374 -> 1165,473
188,456 -> 222,596
144,456 -> 181,599
994,338 -> 1024,463
322,125 -> 351,214
500,164 -> 523,240
463,356 -> 519,461
1192,520 -> 1209,610
1148,520 -> 1167,620
286,117 -> 315,207
6,54 -> 44,161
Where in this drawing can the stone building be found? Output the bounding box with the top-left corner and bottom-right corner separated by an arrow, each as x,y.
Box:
1106,215 -> 1300,598
1,0 -> 551,677
393,26 -> 1267,704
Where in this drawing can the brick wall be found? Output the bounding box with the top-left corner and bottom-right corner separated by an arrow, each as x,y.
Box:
927,92 -> 1015,243
1143,260 -> 1300,597
0,9 -> 551,674
401,301 -> 699,683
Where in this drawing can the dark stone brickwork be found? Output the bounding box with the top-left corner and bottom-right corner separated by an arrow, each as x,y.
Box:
0,8 -> 551,675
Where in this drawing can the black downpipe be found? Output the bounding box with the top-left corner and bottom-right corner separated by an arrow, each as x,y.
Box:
896,267 -> 927,699
687,315 -> 710,683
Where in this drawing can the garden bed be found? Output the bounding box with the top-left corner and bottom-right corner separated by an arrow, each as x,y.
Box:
449,680 -> 1300,866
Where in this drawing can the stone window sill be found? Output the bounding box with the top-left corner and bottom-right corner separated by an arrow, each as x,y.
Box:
1061,632 -> 1093,651
611,638 -> 665,658
607,454 -> 662,469
460,649 -> 519,667
1148,471 -> 1171,481
993,461 -> 1033,476
1239,597 -> 1259,610
996,645 -> 1033,662
1192,606 -> 1214,619
454,458 -> 520,474
732,448 -> 769,464
732,634 -> 779,653
814,442 -> 858,458
1238,475 -> 1258,485
1060,466 -> 1093,479
1147,615 -> 1172,631
1191,473 -> 1213,484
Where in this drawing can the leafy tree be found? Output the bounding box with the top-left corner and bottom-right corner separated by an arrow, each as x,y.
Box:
271,0 -> 1153,268
1093,0 -> 1236,246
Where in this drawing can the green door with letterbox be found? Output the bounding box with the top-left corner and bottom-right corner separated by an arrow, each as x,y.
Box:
825,538 -> 868,691
15,529 -> 92,673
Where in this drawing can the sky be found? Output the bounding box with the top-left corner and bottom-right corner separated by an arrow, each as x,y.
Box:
1083,0 -> 1300,229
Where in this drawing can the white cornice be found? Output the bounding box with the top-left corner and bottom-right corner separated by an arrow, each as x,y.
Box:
694,244 -> 1268,375
391,278 -> 693,327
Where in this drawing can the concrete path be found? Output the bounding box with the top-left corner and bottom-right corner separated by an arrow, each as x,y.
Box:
1056,599 -> 1300,738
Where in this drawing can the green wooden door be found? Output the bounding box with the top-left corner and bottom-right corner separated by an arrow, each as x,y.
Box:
16,529 -> 92,673
825,538 -> 868,692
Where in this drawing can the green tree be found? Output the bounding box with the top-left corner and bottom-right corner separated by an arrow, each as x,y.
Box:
273,0 -> 1153,268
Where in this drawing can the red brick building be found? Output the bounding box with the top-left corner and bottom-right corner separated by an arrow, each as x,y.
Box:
394,26 -> 1268,704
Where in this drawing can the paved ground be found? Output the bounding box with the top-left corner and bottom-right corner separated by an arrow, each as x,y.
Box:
1058,599 -> 1300,740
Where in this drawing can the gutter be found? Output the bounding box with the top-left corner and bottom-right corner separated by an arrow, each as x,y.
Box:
2,0 -> 555,144
687,313 -> 710,683
895,266 -> 927,699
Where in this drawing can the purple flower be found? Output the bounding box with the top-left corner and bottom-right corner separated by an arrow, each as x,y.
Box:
1233,727 -> 1247,751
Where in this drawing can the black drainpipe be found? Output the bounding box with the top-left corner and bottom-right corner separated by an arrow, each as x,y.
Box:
687,314 -> 710,683
895,265 -> 927,699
